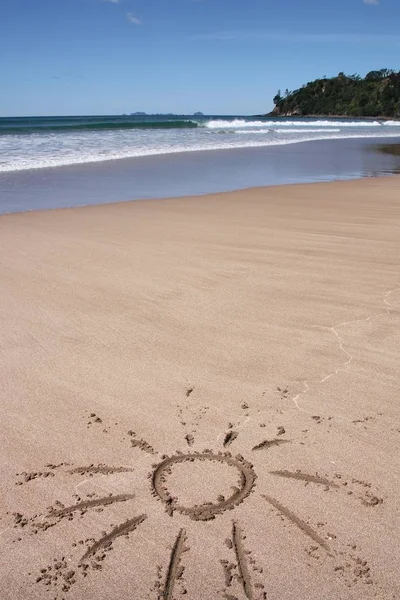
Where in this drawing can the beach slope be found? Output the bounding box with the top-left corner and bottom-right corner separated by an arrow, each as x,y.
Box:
0,178 -> 399,599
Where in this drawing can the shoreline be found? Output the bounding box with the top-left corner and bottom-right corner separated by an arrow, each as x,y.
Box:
1,136 -> 400,215
1,176 -> 399,599
1,173 -> 400,219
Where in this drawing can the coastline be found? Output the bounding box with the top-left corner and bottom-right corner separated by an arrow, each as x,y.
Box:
1,173 -> 399,218
1,136 -> 400,215
1,176 -> 399,599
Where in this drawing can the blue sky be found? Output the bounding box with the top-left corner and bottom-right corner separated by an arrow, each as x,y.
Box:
1,0 -> 399,116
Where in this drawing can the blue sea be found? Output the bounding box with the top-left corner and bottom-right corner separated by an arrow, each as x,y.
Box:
1,114 -> 400,172
1,115 -> 400,214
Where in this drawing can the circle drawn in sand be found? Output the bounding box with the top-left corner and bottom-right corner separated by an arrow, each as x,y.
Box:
152,452 -> 257,521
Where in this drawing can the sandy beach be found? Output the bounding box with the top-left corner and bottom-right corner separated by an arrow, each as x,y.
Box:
0,177 -> 399,600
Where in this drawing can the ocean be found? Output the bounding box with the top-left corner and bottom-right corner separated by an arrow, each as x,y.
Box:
1,115 -> 400,214
1,114 -> 400,173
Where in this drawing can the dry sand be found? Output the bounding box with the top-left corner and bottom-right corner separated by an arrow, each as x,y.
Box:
0,177 -> 399,600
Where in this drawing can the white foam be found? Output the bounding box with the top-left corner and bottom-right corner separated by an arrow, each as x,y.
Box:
234,129 -> 272,134
204,119 -> 270,129
275,128 -> 341,133
1,123 -> 400,173
382,120 -> 400,126
204,119 -> 383,129
234,128 -> 341,134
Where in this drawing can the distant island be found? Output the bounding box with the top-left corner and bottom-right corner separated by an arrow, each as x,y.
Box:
127,112 -> 205,117
269,69 -> 400,118
129,112 -> 174,116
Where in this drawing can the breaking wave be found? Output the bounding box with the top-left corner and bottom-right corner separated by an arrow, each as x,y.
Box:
203,119 -> 387,129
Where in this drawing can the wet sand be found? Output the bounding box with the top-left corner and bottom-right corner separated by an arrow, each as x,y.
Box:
0,177 -> 399,599
1,136 -> 400,215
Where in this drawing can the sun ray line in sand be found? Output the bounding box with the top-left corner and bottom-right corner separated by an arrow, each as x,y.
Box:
71,433 -> 160,496
252,439 -> 290,451
223,430 -> 239,447
129,433 -> 157,455
263,494 -> 333,554
161,528 -> 187,600
270,470 -> 339,488
50,494 -> 136,518
68,465 -> 135,476
291,279 -> 400,412
232,521 -> 255,600
203,416 -> 252,452
80,514 -> 147,563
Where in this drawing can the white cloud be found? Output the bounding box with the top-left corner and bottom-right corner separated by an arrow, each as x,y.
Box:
363,0 -> 379,4
127,12 -> 142,25
103,0 -> 121,4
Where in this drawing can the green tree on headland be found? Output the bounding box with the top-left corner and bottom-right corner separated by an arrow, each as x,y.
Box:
270,70 -> 400,118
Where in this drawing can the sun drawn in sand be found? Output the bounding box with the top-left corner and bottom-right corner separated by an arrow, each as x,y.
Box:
11,406 -> 380,599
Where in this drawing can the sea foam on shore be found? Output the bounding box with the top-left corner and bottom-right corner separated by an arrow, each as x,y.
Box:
1,115 -> 400,172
